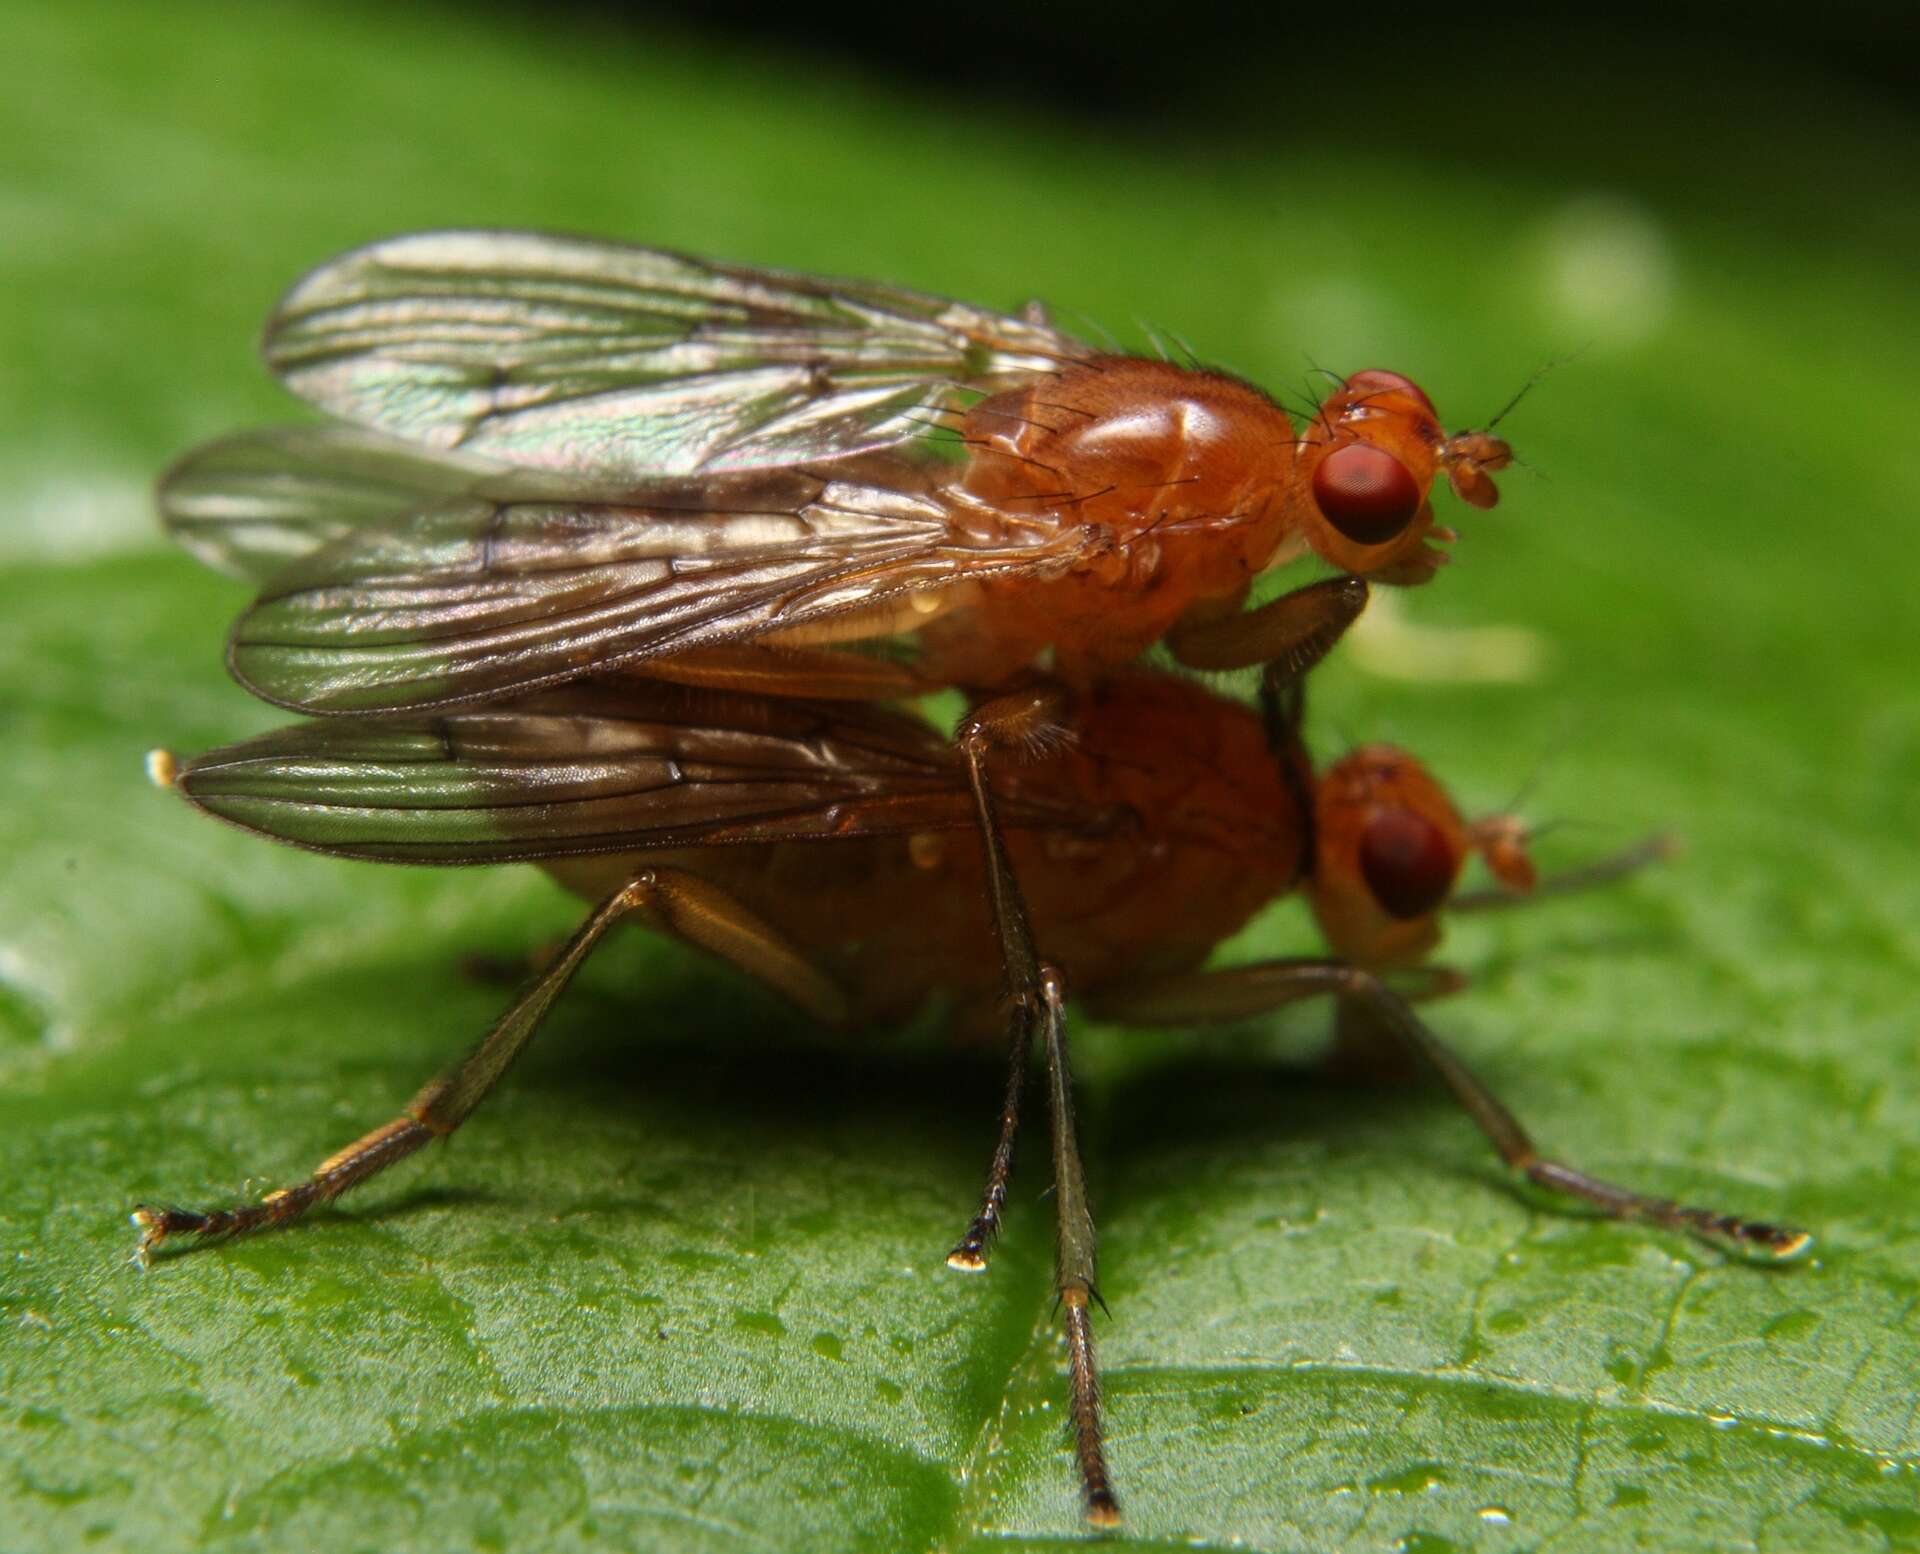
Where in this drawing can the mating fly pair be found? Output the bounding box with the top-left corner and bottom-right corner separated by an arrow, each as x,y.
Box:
139,232 -> 1807,1526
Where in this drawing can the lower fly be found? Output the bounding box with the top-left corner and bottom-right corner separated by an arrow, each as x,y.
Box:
135,669 -> 1808,1525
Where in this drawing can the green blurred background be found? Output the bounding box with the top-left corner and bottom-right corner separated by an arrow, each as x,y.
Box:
3,3 -> 1917,1550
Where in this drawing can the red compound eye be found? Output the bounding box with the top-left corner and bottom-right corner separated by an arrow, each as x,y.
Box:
1345,369 -> 1435,415
1313,443 -> 1422,545
1359,809 -> 1458,920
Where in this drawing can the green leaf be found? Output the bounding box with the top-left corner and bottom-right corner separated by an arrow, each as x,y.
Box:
4,6 -> 1918,1551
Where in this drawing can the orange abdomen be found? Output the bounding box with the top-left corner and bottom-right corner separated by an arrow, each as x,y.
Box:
546,672 -> 1306,1024
989,671 -> 1307,989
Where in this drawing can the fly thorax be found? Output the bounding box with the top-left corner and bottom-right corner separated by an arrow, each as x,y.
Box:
959,357 -> 1296,588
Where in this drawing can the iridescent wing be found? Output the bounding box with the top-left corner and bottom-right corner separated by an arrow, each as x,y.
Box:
226,459 -> 1091,715
173,681 -> 1086,864
157,424 -> 509,583
263,229 -> 1093,479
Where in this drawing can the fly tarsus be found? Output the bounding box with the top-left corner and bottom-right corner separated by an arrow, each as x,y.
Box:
946,984 -> 1049,1274
131,1189 -> 314,1261
1520,1158 -> 1812,1262
1062,1283 -> 1120,1526
131,1115 -> 438,1263
945,1205 -> 1002,1273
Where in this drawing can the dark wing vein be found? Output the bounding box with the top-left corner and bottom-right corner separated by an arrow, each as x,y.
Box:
262,229 -> 1093,477
174,681 -> 1085,863
157,424 -> 513,583
227,463 -> 1086,715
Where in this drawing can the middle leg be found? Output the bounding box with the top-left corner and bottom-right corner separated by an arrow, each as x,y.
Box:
1037,967 -> 1120,1526
947,686 -> 1123,1522
944,683 -> 1072,1273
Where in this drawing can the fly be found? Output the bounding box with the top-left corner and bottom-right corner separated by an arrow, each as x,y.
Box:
134,669 -> 1808,1526
157,229 -> 1512,717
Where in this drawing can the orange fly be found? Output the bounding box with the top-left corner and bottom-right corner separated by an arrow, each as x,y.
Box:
157,229 -> 1512,719
135,669 -> 1808,1525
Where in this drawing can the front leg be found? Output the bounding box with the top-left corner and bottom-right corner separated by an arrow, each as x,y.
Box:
1166,575 -> 1369,679
1036,966 -> 1120,1526
1326,966 -> 1472,1083
1091,958 -> 1810,1262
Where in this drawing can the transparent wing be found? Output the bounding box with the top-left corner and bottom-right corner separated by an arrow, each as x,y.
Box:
228,461 -> 1088,715
173,681 -> 1082,864
158,424 -> 511,583
263,229 -> 1093,478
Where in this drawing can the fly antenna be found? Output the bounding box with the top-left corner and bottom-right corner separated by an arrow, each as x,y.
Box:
1486,345 -> 1588,431
1519,815 -> 1618,845
1500,717 -> 1576,817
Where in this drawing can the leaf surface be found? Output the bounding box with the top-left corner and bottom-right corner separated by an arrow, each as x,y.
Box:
3,6 -> 1918,1551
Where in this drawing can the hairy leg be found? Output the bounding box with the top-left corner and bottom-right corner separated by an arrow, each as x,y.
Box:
134,868 -> 844,1260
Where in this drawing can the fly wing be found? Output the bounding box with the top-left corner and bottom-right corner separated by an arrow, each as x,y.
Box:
263,229 -> 1092,478
227,462 -> 1085,715
157,424 -> 511,583
171,681 -> 1084,864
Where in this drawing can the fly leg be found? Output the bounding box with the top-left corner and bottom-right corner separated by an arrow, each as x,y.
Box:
1335,832 -> 1676,1075
1037,966 -> 1120,1526
616,641 -> 930,700
1166,575 -> 1370,680
609,665 -> 1070,1274
1092,960 -> 1810,1261
1171,578 -> 1363,888
945,685 -> 1072,1274
1327,966 -> 1470,1082
133,869 -> 844,1261
944,688 -> 1120,1521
